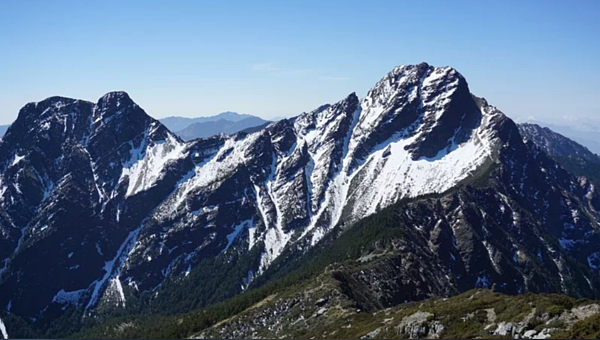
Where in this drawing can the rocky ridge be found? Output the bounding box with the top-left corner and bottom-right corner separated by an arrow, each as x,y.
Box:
0,63 -> 599,338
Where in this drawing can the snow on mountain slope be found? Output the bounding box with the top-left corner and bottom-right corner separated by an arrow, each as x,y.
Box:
298,65 -> 500,244
122,63 -> 510,282
1,63 -> 599,334
0,64 -> 508,321
0,92 -> 192,320
119,125 -> 187,198
0,317 -> 7,339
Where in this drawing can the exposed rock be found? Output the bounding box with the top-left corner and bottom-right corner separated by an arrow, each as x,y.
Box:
397,311 -> 445,339
523,329 -> 538,339
1,63 -> 600,339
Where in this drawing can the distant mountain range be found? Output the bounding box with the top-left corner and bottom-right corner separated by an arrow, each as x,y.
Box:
160,112 -> 271,141
160,112 -> 264,131
170,116 -> 270,141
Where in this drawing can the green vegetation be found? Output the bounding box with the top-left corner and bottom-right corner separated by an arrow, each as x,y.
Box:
561,313 -> 600,339
198,288 -> 599,339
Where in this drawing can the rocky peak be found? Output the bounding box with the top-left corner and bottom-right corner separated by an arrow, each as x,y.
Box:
2,63 -> 600,338
96,91 -> 134,109
348,63 -> 486,170
91,91 -> 152,135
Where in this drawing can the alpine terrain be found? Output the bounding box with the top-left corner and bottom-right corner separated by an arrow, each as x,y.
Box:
0,63 -> 600,338
519,123 -> 600,186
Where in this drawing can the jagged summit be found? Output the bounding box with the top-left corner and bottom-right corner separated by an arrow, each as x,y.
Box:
96,91 -> 135,110
10,91 -> 140,139
0,63 -> 599,337
98,90 -> 132,101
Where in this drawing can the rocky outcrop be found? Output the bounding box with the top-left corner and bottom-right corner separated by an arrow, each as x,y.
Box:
0,63 -> 599,338
196,286 -> 600,339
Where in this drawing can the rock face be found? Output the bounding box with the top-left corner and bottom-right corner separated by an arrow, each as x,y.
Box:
519,123 -> 600,185
0,63 -> 599,332
396,311 -> 445,339
0,92 -> 190,318
519,123 -> 600,161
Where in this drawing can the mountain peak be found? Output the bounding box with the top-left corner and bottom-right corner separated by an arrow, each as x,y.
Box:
346,91 -> 358,100
10,97 -> 93,140
18,96 -> 81,120
2,64 -> 600,337
97,91 -> 134,109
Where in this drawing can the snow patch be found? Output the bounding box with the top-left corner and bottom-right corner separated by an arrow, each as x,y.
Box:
223,220 -> 251,252
559,238 -> 576,250
120,132 -> 187,197
52,289 -> 86,306
112,277 -> 126,306
0,317 -> 7,339
10,153 -> 25,167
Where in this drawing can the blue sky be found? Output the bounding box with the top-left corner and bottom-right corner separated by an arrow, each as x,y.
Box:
1,0 -> 599,125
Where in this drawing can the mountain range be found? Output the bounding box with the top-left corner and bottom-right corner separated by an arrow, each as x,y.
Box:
159,112 -> 266,132
0,63 -> 599,339
172,116 -> 270,141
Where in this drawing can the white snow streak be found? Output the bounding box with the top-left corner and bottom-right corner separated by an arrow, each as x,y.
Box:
224,220 -> 251,252
52,289 -> 86,306
113,277 -> 126,305
0,317 -> 7,339
10,154 -> 25,167
84,223 -> 143,315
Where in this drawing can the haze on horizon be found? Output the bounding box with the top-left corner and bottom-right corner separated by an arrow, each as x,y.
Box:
0,0 -> 599,127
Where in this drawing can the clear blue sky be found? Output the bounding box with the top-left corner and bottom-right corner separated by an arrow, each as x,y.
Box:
1,0 -> 599,125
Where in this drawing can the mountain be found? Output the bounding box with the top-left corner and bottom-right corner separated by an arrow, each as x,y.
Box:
159,112 -> 259,132
519,123 -> 600,160
0,126 -> 8,138
1,63 -> 600,338
519,123 -> 600,185
174,116 -> 270,141
0,92 -> 189,321
518,119 -> 600,155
